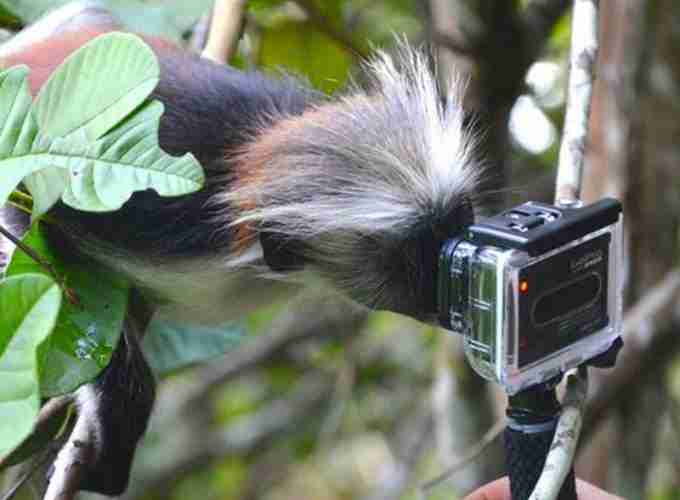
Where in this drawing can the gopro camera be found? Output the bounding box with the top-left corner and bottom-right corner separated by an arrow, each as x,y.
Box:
438,198 -> 623,394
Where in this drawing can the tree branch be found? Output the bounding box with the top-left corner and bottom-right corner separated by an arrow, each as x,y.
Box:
202,0 -> 247,63
555,0 -> 600,204
529,1 -> 600,498
189,12 -> 212,54
530,368 -> 588,500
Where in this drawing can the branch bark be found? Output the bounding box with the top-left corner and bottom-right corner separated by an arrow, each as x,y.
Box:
531,0 -> 600,497
555,0 -> 599,204
202,0 -> 247,63
530,368 -> 588,500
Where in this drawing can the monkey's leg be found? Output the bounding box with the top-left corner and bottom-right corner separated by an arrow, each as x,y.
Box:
45,300 -> 156,498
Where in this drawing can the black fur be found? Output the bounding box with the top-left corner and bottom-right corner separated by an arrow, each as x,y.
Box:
79,323 -> 155,496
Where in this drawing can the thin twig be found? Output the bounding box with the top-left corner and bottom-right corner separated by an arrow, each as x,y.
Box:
202,0 -> 247,63
6,201 -> 31,216
0,224 -> 58,279
529,367 -> 588,500
555,0 -> 600,205
189,11 -> 212,53
530,1 -> 599,497
9,190 -> 33,209
420,419 -> 504,494
0,223 -> 79,305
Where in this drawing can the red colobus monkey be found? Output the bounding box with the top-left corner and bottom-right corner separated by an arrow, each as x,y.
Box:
0,2 -> 481,496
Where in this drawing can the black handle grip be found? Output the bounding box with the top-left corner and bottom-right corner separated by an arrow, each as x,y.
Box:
504,421 -> 577,500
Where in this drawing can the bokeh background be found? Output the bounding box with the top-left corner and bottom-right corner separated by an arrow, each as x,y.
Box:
1,1 -> 679,499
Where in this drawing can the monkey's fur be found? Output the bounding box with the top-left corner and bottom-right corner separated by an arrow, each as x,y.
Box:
0,2 -> 481,495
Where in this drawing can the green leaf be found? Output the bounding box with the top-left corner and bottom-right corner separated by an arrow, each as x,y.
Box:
34,32 -> 159,141
0,273 -> 61,457
0,66 -> 42,208
6,225 -> 130,395
60,101 -> 204,211
0,74 -> 203,214
22,167 -> 68,221
258,20 -> 353,93
143,319 -> 244,376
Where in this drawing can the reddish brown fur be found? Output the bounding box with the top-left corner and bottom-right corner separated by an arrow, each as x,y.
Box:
230,104 -> 343,253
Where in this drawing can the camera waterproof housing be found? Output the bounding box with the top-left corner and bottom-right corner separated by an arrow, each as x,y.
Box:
438,198 -> 623,394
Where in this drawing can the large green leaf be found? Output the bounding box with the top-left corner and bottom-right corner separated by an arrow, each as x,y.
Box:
0,64 -> 203,214
33,32 -> 159,141
6,225 -> 130,396
143,319 -> 245,376
0,273 -> 61,457
0,129 -> 203,213
60,101 -> 204,211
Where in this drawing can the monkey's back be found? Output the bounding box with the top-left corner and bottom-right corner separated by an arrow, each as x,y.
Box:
0,5 -> 318,260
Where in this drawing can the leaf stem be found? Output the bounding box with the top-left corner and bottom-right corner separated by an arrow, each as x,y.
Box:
7,201 -> 31,216
0,223 -> 79,306
9,189 -> 33,207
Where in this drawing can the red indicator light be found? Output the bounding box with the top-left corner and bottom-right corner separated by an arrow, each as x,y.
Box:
520,280 -> 529,293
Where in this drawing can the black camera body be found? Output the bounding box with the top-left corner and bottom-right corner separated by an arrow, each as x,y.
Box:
438,198 -> 623,394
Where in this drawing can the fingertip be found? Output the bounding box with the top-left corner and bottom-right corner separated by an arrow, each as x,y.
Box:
463,477 -> 511,500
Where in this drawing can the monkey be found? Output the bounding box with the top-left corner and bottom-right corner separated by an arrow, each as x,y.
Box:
0,2 -> 481,496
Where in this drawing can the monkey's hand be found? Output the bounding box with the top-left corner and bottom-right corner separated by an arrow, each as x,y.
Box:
45,327 -> 155,499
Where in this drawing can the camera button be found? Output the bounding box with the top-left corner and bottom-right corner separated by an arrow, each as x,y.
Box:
509,216 -> 543,232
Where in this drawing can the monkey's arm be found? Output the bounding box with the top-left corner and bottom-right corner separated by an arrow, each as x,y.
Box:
47,315 -> 155,497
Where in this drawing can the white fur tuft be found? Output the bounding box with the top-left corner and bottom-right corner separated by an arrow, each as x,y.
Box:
222,43 -> 482,315
228,43 -> 479,238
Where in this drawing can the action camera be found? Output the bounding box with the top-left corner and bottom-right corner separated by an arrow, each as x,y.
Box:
438,198 -> 623,394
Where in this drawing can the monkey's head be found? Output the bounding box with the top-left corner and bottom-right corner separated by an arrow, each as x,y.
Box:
225,45 -> 482,323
